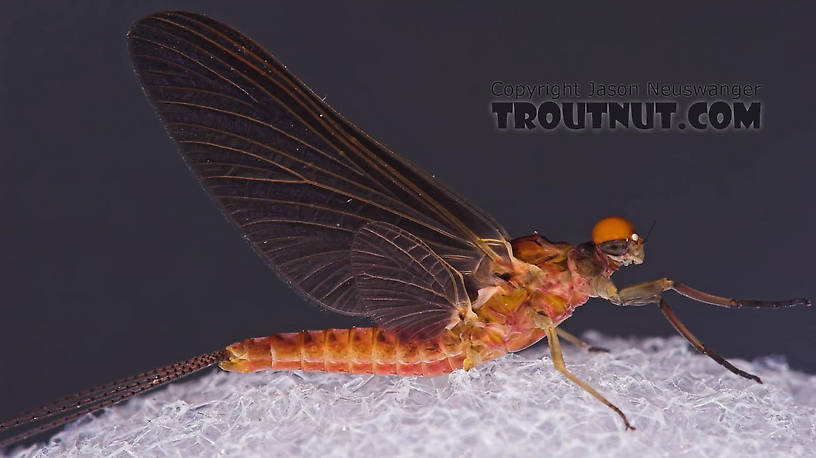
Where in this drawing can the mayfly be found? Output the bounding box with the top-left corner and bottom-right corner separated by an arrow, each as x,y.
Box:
1,11 -> 809,446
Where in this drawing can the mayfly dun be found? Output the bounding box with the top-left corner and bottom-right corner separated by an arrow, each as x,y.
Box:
0,10 -> 810,446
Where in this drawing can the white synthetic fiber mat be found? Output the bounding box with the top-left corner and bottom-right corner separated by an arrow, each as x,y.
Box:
7,332 -> 816,457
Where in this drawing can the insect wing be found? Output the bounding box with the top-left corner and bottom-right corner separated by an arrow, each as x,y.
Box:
127,12 -> 510,320
350,222 -> 471,340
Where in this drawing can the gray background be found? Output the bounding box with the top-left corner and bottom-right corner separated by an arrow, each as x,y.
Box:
1,1 -> 814,426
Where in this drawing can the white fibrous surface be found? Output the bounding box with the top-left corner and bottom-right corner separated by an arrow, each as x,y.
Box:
7,332 -> 816,458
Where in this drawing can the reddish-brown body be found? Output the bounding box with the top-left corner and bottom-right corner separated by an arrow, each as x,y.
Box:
221,327 -> 466,376
221,235 -> 618,376
3,14 -> 807,446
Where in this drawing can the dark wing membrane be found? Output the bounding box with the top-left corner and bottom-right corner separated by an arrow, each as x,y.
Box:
127,11 -> 510,316
351,222 -> 470,340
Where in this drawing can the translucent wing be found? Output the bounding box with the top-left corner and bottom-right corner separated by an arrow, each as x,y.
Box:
127,11 -> 510,320
351,222 -> 471,340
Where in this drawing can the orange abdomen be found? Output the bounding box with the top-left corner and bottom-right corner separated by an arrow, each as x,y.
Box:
220,327 -> 466,377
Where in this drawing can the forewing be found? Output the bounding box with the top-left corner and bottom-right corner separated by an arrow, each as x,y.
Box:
350,222 -> 471,341
127,11 -> 510,316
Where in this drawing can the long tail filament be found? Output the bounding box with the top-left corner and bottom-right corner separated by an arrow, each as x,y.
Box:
0,349 -> 228,449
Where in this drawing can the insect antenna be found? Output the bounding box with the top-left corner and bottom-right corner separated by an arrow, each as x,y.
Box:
0,349 -> 228,449
642,220 -> 656,242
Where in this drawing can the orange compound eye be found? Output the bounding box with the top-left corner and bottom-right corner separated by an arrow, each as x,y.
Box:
592,216 -> 635,244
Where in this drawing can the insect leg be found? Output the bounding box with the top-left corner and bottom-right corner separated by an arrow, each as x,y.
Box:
612,280 -> 768,383
544,323 -> 634,430
614,279 -> 809,309
615,278 -> 673,305
672,282 -> 810,309
556,328 -> 609,353
658,298 -> 762,383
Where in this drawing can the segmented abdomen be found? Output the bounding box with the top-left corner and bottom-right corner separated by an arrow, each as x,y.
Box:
220,327 -> 466,377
